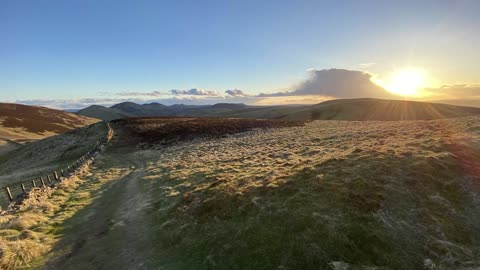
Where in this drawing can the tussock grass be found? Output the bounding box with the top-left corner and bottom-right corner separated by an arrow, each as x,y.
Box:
0,229 -> 19,238
133,116 -> 480,269
0,239 -> 48,270
0,160 -> 101,269
8,213 -> 48,231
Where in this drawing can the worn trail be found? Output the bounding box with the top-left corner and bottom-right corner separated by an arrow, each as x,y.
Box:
42,125 -> 156,270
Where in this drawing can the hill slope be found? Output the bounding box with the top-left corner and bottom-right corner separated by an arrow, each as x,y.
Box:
0,139 -> 21,156
10,116 -> 477,269
0,103 -> 100,143
76,105 -> 131,121
76,99 -> 480,121
283,98 -> 480,120
0,122 -> 108,186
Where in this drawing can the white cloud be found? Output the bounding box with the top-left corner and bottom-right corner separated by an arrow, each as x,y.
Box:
359,63 -> 376,68
170,88 -> 219,96
116,91 -> 165,97
225,89 -> 248,97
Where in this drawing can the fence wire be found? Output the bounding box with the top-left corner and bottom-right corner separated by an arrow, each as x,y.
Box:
1,122 -> 113,209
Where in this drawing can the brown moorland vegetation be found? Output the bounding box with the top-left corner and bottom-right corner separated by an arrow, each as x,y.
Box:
0,103 -> 99,144
115,117 -> 305,145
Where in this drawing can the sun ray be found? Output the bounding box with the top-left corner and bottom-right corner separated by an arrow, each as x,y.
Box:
382,68 -> 428,97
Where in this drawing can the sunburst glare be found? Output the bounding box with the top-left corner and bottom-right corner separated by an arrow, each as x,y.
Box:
382,68 -> 428,97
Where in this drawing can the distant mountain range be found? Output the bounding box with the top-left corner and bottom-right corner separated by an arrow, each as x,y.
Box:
76,98 -> 480,121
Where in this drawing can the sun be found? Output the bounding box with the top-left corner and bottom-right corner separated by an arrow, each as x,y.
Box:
383,69 -> 426,96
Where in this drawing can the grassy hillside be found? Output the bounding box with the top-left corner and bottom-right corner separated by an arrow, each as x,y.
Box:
0,139 -> 21,156
0,103 -> 100,143
77,102 -> 305,120
284,98 -> 480,120
0,122 -> 108,188
2,116 -> 478,269
76,105 -> 131,121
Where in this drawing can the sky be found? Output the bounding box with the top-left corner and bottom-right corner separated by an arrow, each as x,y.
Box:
1,0 -> 479,109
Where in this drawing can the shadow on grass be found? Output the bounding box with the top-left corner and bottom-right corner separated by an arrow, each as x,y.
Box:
40,155 -> 153,270
39,138 -> 480,270
146,150 -> 480,270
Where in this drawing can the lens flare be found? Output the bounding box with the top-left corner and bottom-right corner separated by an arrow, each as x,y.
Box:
383,69 -> 427,96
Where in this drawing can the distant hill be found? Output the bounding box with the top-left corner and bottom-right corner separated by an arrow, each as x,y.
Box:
282,98 -> 480,121
77,105 -> 131,121
0,103 -> 100,144
210,103 -> 247,109
77,102 -> 243,120
76,98 -> 480,121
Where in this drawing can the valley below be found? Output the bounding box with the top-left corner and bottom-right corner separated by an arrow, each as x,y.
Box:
1,116 -> 480,269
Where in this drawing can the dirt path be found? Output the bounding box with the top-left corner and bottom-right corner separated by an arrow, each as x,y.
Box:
41,125 -> 156,270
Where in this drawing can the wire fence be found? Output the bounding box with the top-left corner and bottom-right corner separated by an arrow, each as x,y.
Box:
0,121 -> 113,209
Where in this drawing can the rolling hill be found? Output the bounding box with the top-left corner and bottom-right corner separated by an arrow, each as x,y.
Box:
2,116 -> 479,269
283,98 -> 480,120
76,105 -> 131,121
76,98 -> 480,121
0,103 -> 100,145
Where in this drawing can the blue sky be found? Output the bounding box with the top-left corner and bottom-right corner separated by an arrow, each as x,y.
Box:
1,0 -> 479,108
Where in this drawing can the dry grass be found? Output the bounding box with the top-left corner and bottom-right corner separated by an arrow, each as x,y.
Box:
0,239 -> 48,270
3,116 -> 480,269
128,116 -> 480,269
0,159 -> 99,269
8,213 -> 48,231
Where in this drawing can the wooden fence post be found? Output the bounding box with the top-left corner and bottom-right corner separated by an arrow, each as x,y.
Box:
5,187 -> 13,202
0,137 -> 104,202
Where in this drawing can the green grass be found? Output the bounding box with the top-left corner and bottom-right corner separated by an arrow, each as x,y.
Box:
140,151 -> 480,270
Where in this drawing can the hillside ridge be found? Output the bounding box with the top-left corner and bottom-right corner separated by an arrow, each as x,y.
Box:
0,103 -> 100,144
76,98 -> 480,121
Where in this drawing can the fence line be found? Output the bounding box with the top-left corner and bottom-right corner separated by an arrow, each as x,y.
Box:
1,121 -> 113,208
